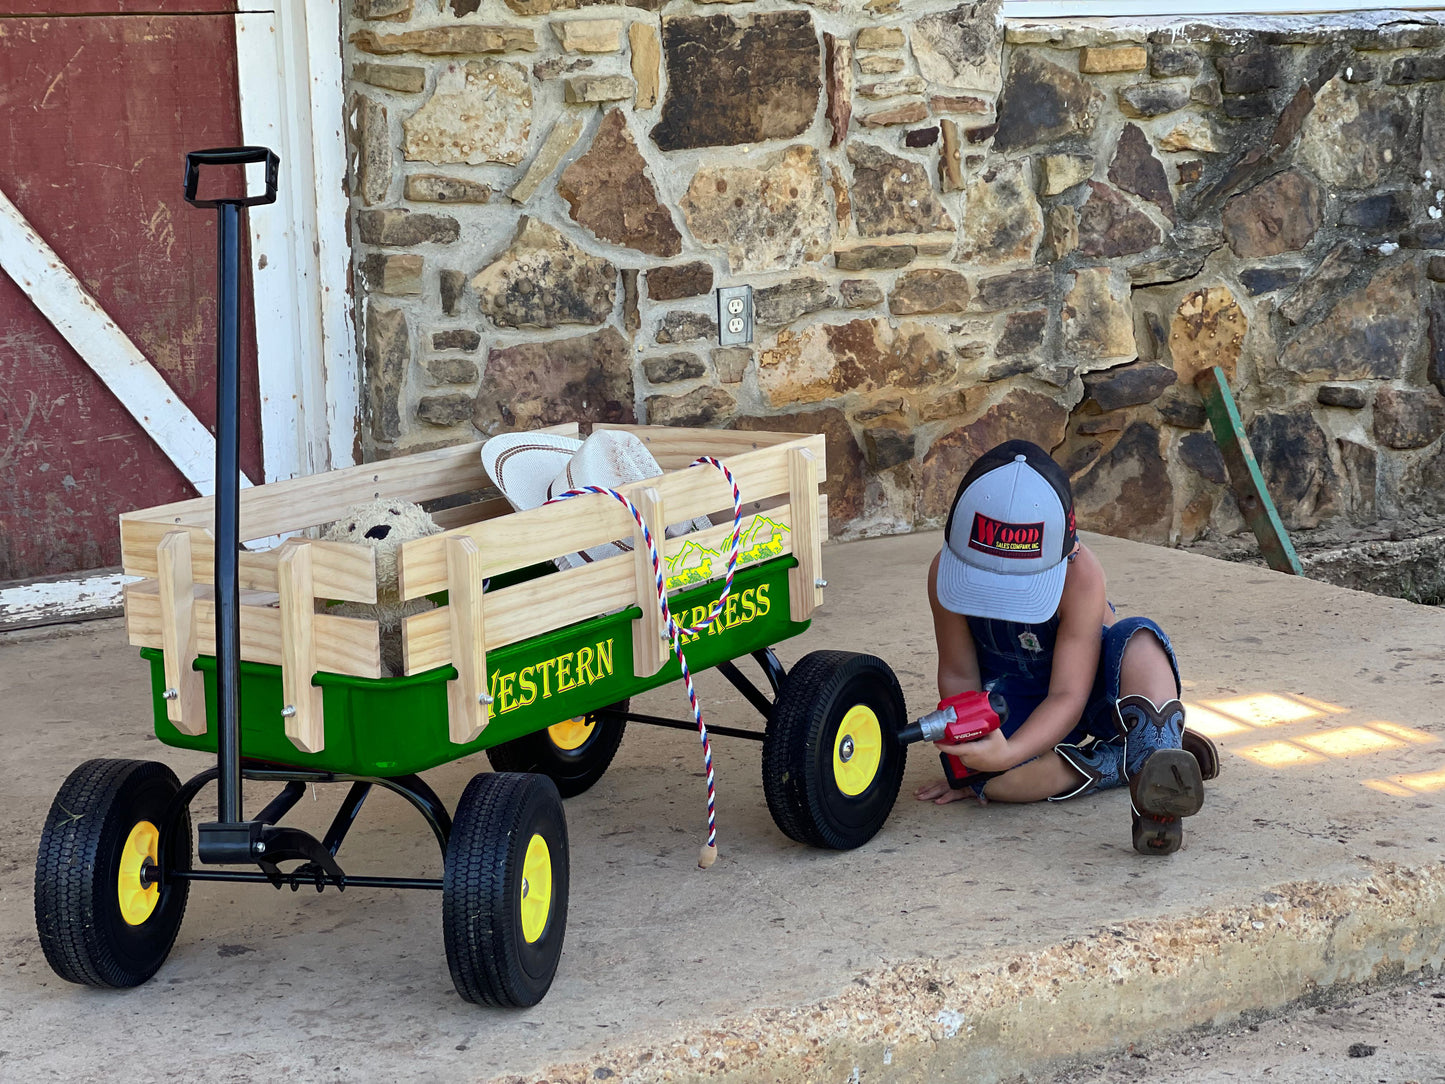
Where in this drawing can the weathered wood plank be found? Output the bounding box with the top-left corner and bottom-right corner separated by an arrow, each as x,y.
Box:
1195,366 -> 1303,576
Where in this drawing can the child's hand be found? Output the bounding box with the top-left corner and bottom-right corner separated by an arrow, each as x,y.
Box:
938,728 -> 1013,773
914,778 -> 973,804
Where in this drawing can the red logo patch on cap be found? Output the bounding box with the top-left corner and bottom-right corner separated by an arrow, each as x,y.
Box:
968,513 -> 1044,560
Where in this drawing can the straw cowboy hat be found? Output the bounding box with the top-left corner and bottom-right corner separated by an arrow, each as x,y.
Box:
481,429 -> 713,570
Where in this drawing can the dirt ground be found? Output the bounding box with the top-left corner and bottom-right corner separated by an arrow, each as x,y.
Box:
3,530 -> 1444,1083
1037,972 -> 1445,1084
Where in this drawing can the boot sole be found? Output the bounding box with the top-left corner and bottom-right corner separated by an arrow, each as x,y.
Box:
1133,748 -> 1205,818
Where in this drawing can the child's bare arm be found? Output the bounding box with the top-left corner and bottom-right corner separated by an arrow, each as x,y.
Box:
949,550 -> 1106,772
927,552 -> 981,698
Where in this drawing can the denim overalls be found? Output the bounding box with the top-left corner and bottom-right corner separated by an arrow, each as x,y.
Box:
966,609 -> 1181,748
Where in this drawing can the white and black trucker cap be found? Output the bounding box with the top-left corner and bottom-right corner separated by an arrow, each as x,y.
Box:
936,440 -> 1078,622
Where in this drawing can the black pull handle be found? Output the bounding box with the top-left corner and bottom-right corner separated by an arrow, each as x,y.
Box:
183,146 -> 280,208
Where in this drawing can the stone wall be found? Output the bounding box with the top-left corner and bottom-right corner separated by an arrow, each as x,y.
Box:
343,1 -> 1445,545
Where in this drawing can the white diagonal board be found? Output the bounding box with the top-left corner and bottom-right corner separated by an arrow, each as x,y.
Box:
0,185 -> 254,495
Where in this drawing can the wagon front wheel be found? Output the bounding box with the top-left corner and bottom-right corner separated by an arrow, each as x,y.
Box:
762,651 -> 908,850
484,700 -> 628,798
34,758 -> 192,988
444,772 -> 569,1007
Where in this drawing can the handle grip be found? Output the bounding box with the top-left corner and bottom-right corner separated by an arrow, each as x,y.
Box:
184,146 -> 279,208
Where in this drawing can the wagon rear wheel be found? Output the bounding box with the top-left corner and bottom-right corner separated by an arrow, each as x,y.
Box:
762,651 -> 907,850
443,772 -> 568,1007
34,758 -> 192,988
484,701 -> 627,798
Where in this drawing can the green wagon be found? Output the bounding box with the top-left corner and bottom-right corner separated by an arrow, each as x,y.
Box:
35,422 -> 911,1006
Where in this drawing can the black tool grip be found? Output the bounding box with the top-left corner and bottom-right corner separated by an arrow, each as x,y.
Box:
184,146 -> 280,208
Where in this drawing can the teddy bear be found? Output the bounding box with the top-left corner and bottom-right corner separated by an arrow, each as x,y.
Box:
321,497 -> 444,677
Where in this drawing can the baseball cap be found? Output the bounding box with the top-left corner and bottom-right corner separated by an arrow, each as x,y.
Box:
935,440 -> 1078,622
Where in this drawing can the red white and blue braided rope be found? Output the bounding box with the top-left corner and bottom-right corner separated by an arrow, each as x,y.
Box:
549,455 -> 743,868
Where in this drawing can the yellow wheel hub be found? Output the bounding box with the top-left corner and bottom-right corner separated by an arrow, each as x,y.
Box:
832,705 -> 883,797
548,715 -> 595,752
118,820 -> 161,926
519,833 -> 553,944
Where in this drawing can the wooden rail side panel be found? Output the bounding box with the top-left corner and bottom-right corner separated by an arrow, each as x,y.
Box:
122,427 -> 822,690
121,527 -> 377,604
401,500 -> 828,674
117,423 -> 579,543
397,434 -> 825,601
126,581 -> 382,679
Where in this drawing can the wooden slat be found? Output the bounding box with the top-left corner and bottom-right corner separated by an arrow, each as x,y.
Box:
277,542 -> 326,753
156,532 -> 206,736
125,580 -> 383,679
445,536 -> 488,743
396,434 -> 825,600
117,422 -> 581,541
400,501 -> 825,673
428,495 -> 512,532
630,486 -> 667,678
122,526 -> 377,603
593,424 -> 803,470
787,447 -> 823,622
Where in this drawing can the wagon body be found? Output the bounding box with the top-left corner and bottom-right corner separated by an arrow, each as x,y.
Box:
37,147 -> 912,1008
118,424 -> 829,775
136,556 -> 804,776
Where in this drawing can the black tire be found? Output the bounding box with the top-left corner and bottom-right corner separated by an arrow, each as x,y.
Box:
762,651 -> 908,850
443,772 -> 569,1007
484,701 -> 627,799
34,759 -> 191,988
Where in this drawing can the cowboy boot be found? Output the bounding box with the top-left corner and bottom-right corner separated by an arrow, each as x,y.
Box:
1116,694 -> 1205,856
1048,737 -> 1127,802
1183,726 -> 1220,781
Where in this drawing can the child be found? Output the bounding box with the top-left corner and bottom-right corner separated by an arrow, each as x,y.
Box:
914,440 -> 1217,855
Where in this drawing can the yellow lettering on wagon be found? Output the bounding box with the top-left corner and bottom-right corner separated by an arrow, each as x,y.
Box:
489,638 -> 619,717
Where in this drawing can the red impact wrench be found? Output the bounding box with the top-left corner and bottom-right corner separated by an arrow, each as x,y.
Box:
896,690 -> 1010,788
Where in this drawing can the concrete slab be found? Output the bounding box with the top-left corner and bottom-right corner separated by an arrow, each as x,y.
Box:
1,532 -> 1443,1083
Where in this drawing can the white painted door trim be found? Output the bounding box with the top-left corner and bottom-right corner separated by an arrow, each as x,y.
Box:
237,0 -> 358,483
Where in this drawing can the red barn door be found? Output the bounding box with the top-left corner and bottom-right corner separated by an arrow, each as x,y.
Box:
0,2 -> 263,598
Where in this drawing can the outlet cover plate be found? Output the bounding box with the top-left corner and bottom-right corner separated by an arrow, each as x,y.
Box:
717,285 -> 753,346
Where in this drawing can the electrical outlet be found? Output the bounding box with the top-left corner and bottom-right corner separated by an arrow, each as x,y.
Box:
717,285 -> 753,346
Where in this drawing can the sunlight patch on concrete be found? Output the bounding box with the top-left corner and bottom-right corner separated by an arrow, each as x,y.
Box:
1203,693 -> 1324,728
1294,726 -> 1404,758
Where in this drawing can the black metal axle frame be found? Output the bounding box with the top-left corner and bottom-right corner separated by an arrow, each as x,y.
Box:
145,650 -> 786,894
